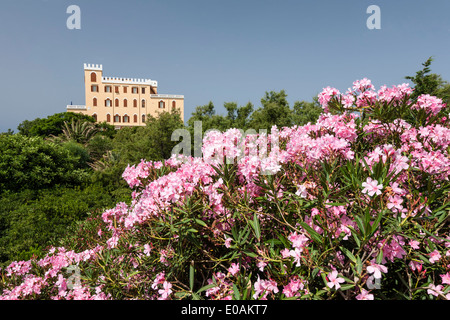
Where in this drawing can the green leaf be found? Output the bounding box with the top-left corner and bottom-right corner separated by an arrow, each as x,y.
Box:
370,210 -> 384,236
339,284 -> 355,291
194,218 -> 207,227
189,263 -> 194,291
248,212 -> 261,241
299,221 -> 323,246
232,284 -> 241,300
196,283 -> 217,294
191,292 -> 201,300
340,246 -> 356,263
348,226 -> 361,248
376,250 -> 384,264
244,251 -> 258,258
356,255 -> 363,275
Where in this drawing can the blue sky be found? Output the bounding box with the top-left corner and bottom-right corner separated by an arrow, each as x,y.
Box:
1,0 -> 450,132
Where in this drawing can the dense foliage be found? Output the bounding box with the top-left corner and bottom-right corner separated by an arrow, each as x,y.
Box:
0,134 -> 89,193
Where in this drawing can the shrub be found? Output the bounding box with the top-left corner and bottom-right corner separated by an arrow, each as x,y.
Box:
0,134 -> 89,193
1,79 -> 449,300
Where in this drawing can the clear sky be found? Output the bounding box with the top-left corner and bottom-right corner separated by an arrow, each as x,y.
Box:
1,0 -> 450,132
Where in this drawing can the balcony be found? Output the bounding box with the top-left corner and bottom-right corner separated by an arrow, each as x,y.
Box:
67,105 -> 87,110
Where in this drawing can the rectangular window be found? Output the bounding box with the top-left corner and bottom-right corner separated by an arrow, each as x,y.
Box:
115,86 -> 119,93
105,86 -> 112,93
123,87 -> 128,93
132,87 -> 138,94
142,87 -> 145,94
91,85 -> 98,92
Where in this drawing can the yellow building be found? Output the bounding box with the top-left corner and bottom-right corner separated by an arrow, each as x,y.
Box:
67,63 -> 184,128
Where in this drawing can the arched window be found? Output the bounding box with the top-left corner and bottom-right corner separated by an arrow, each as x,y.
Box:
92,113 -> 97,121
142,99 -> 146,108
105,98 -> 111,107
133,114 -> 138,123
90,72 -> 97,82
106,114 -> 111,122
159,100 -> 165,109
115,98 -> 119,107
114,114 -> 121,123
93,97 -> 97,107
133,99 -> 137,108
172,100 -> 176,109
123,114 -> 129,123
123,99 -> 128,107
142,114 -> 146,123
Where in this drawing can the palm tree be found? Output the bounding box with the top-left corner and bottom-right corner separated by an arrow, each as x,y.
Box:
60,119 -> 98,145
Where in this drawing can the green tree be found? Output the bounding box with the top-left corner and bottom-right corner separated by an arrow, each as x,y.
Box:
0,134 -> 88,193
17,112 -> 96,137
59,118 -> 99,145
405,57 -> 450,104
0,184 -> 126,265
291,98 -> 322,125
113,109 -> 185,164
249,90 -> 293,131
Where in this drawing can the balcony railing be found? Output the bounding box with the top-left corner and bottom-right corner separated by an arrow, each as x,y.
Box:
150,94 -> 184,99
67,105 -> 87,110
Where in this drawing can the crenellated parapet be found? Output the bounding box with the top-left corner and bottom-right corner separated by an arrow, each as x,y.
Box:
102,76 -> 157,87
84,63 -> 103,71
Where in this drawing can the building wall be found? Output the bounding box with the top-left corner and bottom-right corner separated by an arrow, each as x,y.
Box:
68,64 -> 184,128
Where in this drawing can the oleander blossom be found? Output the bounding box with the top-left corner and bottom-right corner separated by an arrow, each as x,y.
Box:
361,177 -> 383,197
326,270 -> 345,290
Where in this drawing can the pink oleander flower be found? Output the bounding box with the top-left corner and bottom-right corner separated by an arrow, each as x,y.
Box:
356,289 -> 374,300
352,78 -> 375,92
228,263 -> 239,276
151,272 -> 166,290
409,240 -> 420,250
224,237 -> 233,248
440,272 -> 450,285
326,270 -> 345,290
387,195 -> 403,211
409,260 -> 423,273
288,231 -> 309,249
318,86 -> 340,111
257,260 -> 267,272
106,236 -> 119,249
143,244 -> 151,256
281,248 -> 291,258
429,250 -> 441,264
361,177 -> 383,197
389,182 -> 405,195
158,281 -> 172,300
295,184 -> 308,198
427,284 -> 443,297
342,94 -> 356,108
282,277 -> 305,298
253,276 -> 279,299
289,248 -> 302,267
366,262 -> 388,279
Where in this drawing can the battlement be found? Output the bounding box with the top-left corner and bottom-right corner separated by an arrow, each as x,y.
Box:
84,63 -> 103,71
102,76 -> 158,87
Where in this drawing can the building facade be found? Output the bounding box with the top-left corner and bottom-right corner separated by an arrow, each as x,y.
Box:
67,63 -> 184,128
